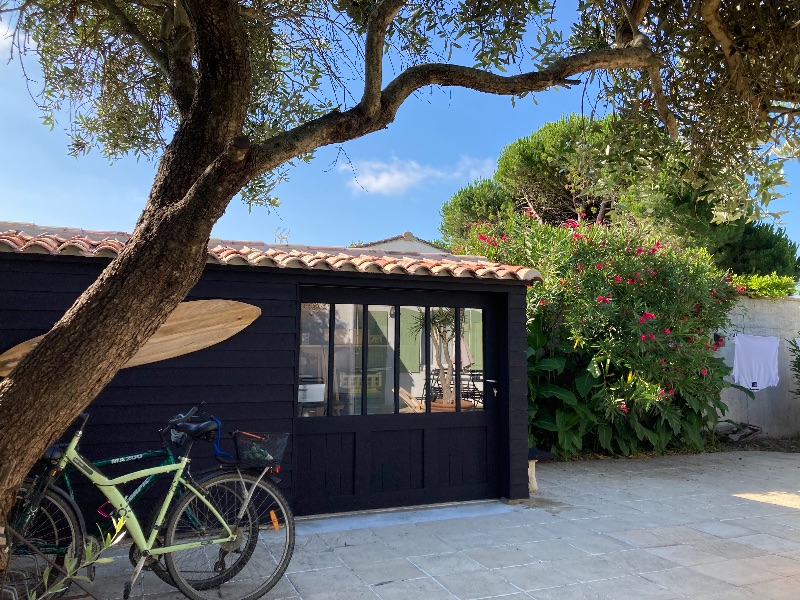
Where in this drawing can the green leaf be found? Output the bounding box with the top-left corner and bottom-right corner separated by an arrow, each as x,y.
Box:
539,384 -> 578,405
587,361 -> 602,378
598,423 -> 612,451
575,370 -> 598,398
535,357 -> 566,373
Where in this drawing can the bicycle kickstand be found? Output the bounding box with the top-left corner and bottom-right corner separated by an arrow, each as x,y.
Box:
124,555 -> 147,599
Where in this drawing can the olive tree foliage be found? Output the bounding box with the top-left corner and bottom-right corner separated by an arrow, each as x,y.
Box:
0,0 -> 798,569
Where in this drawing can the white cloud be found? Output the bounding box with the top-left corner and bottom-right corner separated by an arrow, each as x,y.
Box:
340,155 -> 495,196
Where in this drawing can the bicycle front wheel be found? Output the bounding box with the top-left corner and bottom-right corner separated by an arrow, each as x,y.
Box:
163,471 -> 294,600
3,483 -> 84,599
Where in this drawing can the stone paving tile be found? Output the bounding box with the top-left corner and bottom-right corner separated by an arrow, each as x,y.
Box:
605,528 -> 677,548
688,558 -> 784,586
733,533 -> 800,554
332,540 -> 403,566
286,566 -> 365,597
526,583 -> 608,600
346,557 -> 426,586
302,586 -> 379,600
285,548 -> 346,573
370,576 -> 455,600
494,562 -> 580,591
640,566 -> 744,597
598,549 -> 681,574
465,545 -> 539,569
587,574 -> 682,599
742,576 -> 800,600
563,532 -> 633,555
407,551 -> 485,576
687,520 -> 756,538
644,544 -> 728,566
514,540 -> 591,562
688,539 -> 767,560
435,568 -> 521,599
548,555 -> 629,583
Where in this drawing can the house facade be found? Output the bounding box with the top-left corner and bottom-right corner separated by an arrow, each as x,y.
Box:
0,224 -> 539,516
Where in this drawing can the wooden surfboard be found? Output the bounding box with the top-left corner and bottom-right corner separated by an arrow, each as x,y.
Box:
0,300 -> 261,376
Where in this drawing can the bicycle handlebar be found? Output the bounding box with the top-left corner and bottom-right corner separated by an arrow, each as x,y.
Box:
165,406 -> 199,427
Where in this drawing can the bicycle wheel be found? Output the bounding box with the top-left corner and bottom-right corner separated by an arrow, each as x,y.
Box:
3,484 -> 84,599
163,472 -> 294,600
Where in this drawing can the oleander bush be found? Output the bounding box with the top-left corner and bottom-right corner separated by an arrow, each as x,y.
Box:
463,214 -> 743,456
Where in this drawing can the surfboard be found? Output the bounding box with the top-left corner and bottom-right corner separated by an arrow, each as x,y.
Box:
0,300 -> 261,376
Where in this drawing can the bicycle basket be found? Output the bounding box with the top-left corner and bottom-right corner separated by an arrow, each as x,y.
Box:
233,432 -> 289,468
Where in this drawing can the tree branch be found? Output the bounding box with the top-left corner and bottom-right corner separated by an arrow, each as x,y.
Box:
165,0 -> 197,117
246,47 -> 662,179
362,0 -> 407,119
101,0 -> 169,76
699,0 -> 762,116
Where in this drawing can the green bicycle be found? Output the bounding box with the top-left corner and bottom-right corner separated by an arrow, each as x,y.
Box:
5,408 -> 295,600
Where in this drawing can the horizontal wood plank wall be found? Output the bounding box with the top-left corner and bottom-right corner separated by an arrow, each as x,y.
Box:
0,254 -> 297,519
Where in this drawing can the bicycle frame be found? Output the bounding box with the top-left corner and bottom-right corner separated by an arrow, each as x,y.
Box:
58,425 -> 237,557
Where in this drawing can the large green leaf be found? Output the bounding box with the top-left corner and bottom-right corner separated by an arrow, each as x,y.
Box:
534,357 -> 566,374
575,370 -> 599,398
539,384 -> 578,405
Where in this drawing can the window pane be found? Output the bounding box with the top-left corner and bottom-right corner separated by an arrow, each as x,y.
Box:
298,303 -> 329,417
461,308 -> 484,411
333,304 -> 363,416
366,305 -> 394,415
429,307 -> 457,410
399,307 -> 425,414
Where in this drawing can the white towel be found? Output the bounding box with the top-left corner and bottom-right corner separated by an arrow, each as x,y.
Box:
733,334 -> 780,391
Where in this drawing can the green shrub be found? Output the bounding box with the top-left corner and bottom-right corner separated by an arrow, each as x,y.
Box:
464,216 -> 741,456
731,272 -> 797,298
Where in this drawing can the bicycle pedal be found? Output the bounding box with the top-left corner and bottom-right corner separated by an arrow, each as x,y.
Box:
123,581 -> 132,600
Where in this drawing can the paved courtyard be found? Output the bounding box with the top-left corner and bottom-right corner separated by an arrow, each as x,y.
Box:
84,451 -> 800,599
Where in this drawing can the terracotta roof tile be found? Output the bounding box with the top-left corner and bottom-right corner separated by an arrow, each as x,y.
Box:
0,222 -> 542,284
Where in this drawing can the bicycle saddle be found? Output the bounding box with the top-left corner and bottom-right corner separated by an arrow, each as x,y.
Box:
174,419 -> 218,438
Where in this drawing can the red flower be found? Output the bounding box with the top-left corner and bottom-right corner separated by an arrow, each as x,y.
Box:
614,275 -> 622,283
668,389 -> 675,396
573,233 -> 583,240
700,369 -> 708,376
539,300 -> 547,306
596,263 -> 603,269
649,333 -> 656,340
664,328 -> 671,334
639,317 -> 646,323
641,334 -> 647,341
636,247 -> 644,254
620,404 -> 629,414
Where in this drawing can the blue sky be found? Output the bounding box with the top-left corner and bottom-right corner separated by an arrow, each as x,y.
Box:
1,25 -> 798,249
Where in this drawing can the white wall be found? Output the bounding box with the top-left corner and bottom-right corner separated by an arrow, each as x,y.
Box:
719,298 -> 800,437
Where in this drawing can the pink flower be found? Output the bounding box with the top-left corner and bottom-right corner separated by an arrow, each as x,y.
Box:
700,369 -> 708,376
539,300 -> 547,306
596,263 -> 603,269
659,359 -> 667,365
668,389 -> 675,396
664,328 -> 670,334
641,334 -> 647,341
649,333 -> 656,340
614,275 -> 622,283
620,404 -> 629,414
598,295 -> 605,303
636,247 -> 644,254
639,317 -> 646,323
711,289 -> 717,295
627,279 -> 634,285
501,235 -> 507,241
573,233 -> 583,240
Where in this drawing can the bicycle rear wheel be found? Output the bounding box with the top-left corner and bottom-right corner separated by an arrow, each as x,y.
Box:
3,483 -> 84,599
163,472 -> 294,600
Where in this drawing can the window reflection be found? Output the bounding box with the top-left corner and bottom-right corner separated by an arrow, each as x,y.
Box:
298,303 -> 329,417
333,304 -> 363,416
366,305 -> 394,415
298,302 -> 484,415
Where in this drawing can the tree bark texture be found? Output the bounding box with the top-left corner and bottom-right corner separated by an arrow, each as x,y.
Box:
0,0 -> 662,573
